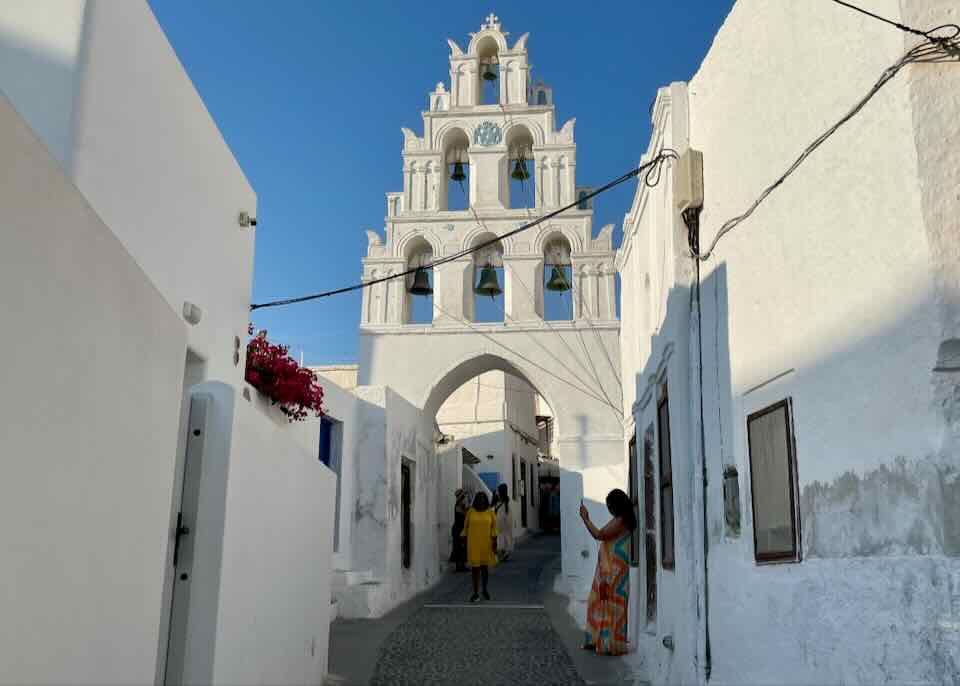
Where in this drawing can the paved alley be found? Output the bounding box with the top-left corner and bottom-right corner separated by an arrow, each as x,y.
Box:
327,534 -> 634,686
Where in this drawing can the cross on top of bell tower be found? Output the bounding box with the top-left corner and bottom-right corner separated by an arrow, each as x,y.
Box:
482,13 -> 501,31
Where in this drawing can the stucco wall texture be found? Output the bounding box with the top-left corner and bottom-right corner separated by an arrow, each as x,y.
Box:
619,1 -> 959,684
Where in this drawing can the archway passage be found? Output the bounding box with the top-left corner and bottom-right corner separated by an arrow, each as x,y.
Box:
436,369 -> 554,565
358,303 -> 624,613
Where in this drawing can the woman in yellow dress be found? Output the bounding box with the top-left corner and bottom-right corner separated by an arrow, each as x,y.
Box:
461,491 -> 498,602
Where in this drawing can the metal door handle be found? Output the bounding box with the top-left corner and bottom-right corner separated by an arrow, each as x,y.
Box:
177,525 -> 190,536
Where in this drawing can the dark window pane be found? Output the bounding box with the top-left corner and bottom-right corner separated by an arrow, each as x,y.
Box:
319,418 -> 332,466
658,398 -> 672,481
747,401 -> 800,562
661,485 -> 674,568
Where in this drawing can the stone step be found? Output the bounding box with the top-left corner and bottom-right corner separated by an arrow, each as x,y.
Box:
331,569 -> 375,590
333,579 -> 387,619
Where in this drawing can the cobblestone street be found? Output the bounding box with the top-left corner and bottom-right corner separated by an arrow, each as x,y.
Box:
328,534 -> 634,686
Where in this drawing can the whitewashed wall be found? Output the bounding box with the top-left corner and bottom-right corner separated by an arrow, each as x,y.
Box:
0,93 -> 187,685
309,372 -> 361,572
0,4 -> 339,684
208,383 -> 335,686
348,386 -> 442,616
619,1 -> 960,684
0,0 -> 256,387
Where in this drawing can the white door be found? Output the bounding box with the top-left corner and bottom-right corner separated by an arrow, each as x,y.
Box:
163,394 -> 210,685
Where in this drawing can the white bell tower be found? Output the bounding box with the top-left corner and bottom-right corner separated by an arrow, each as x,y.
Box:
357,15 -> 624,605
360,13 -> 616,328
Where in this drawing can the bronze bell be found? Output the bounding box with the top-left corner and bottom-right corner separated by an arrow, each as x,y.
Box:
474,266 -> 502,298
482,62 -> 498,81
511,158 -> 529,181
450,161 -> 466,182
408,268 -> 433,296
545,265 -> 570,292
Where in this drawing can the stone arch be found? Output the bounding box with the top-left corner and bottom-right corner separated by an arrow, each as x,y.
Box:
397,230 -> 440,262
467,30 -> 508,56
421,352 -> 562,439
503,119 -> 546,148
533,226 -> 583,254
436,123 -> 473,155
462,225 -> 514,256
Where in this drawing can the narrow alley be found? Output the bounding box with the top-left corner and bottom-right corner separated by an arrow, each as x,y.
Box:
328,534 -> 633,686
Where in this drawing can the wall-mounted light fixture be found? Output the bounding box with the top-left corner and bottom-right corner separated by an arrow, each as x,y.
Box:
182,301 -> 202,325
238,211 -> 257,228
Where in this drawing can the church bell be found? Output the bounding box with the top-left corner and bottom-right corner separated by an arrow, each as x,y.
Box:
474,266 -> 502,298
408,268 -> 433,296
450,161 -> 466,183
482,62 -> 498,81
511,157 -> 529,181
545,265 -> 570,292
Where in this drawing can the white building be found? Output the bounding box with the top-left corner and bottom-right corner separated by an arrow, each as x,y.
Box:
617,1 -> 960,684
0,3 -> 337,684
356,13 -> 627,614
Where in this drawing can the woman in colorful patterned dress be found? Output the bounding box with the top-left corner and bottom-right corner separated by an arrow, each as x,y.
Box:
578,488 -> 637,656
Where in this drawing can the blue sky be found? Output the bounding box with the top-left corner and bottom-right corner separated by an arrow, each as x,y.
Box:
149,1 -> 734,365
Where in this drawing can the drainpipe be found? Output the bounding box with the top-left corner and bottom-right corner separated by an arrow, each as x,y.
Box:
684,205 -> 711,683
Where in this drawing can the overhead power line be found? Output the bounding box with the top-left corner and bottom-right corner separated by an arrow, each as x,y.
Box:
250,152 -> 676,310
695,19 -> 958,261
829,0 -> 959,43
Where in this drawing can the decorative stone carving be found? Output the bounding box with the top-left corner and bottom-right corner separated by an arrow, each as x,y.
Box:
474,121 -> 502,147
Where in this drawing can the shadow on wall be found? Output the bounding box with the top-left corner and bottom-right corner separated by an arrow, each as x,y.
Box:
0,7 -> 87,167
639,258 -> 959,563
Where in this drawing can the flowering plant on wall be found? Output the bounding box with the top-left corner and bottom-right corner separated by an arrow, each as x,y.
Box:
245,327 -> 324,422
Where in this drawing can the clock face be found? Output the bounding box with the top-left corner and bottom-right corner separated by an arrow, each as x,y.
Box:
474,121 -> 502,147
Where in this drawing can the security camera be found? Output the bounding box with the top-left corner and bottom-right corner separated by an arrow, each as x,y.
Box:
238,211 -> 257,228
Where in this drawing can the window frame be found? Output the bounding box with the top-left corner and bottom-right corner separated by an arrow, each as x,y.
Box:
657,383 -> 675,570
746,398 -> 802,565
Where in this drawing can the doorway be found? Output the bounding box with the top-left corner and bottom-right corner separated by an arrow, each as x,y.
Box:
401,461 -> 412,569
520,459 -> 528,528
164,394 -> 210,685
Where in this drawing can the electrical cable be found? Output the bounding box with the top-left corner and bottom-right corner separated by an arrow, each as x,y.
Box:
829,0 -> 959,43
430,299 -> 620,410
250,153 -> 676,310
520,168 -> 625,405
695,20 -> 958,261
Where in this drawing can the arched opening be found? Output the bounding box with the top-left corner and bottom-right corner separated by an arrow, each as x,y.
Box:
404,236 -> 434,325
442,128 -> 470,211
429,357 -> 561,564
506,125 -> 535,210
476,37 -> 500,105
543,234 -> 573,321
471,232 -> 504,323
537,90 -> 548,106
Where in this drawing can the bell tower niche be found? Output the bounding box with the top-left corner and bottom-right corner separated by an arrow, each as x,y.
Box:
360,14 -> 616,329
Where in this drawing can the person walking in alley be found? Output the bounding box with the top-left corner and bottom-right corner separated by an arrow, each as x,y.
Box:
494,483 -> 513,562
578,489 -> 636,656
461,491 -> 498,602
450,488 -> 469,572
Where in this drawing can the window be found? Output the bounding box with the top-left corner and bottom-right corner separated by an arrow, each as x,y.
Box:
657,384 -> 675,569
643,430 -> 658,624
747,400 -> 801,563
577,190 -> 589,211
320,417 -> 344,551
537,90 -> 547,106
628,435 -> 640,567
